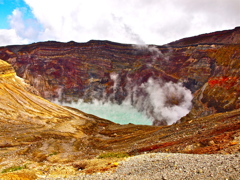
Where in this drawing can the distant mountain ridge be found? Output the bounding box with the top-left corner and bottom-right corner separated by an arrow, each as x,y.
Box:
167,26 -> 240,46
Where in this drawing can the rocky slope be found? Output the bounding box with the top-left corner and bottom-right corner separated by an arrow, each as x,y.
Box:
0,59 -> 108,157
0,27 -> 239,125
168,26 -> 240,46
0,60 -> 239,179
0,31 -> 240,179
0,59 -> 239,179
0,60 -> 162,174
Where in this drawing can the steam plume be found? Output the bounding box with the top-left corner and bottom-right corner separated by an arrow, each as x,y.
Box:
123,77 -> 192,125
83,74 -> 193,125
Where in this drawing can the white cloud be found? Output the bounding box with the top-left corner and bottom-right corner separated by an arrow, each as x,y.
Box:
0,0 -> 239,46
0,29 -> 28,46
9,9 -> 26,37
0,8 -> 39,46
9,8 -> 42,41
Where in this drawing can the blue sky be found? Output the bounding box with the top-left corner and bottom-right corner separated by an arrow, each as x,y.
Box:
0,0 -> 239,46
0,0 -> 33,29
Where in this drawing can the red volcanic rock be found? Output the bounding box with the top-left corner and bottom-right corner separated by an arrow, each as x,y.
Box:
0,28 -> 239,177
168,26 -> 240,46
0,27 -> 239,123
0,58 -> 239,179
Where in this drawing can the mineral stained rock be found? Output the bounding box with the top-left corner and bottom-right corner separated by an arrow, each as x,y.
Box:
0,28 -> 239,179
0,56 -> 239,178
0,27 -> 239,124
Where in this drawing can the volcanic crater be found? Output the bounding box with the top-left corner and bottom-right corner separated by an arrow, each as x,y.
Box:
0,27 -> 239,178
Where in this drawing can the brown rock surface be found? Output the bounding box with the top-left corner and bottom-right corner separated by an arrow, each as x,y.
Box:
168,26 -> 240,46
0,27 -> 239,123
0,57 -> 239,177
0,27 -> 239,178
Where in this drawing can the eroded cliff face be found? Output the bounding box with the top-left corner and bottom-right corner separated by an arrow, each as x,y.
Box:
0,59 -> 239,178
0,59 -> 100,151
0,59 -> 160,163
0,27 -> 239,124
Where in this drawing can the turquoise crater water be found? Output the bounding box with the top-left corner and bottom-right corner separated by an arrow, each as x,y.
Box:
57,100 -> 152,125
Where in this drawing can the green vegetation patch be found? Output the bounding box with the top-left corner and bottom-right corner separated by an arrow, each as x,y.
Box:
1,165 -> 27,173
48,151 -> 58,156
98,152 -> 130,159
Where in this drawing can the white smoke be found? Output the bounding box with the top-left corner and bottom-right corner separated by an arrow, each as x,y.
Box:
147,46 -> 163,61
110,72 -> 119,91
55,74 -> 192,125
104,74 -> 193,125
144,78 -> 193,125
132,44 -> 174,66
133,44 -> 163,61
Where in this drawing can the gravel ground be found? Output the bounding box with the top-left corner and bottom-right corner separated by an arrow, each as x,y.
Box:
40,153 -> 240,180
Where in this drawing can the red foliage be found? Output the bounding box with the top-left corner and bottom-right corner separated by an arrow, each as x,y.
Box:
208,76 -> 237,90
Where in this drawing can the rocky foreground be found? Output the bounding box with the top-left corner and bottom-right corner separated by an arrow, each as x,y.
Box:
38,153 -> 239,180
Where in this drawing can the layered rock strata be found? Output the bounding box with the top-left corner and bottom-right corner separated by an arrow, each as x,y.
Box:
0,59 -> 239,178
0,27 -> 239,124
